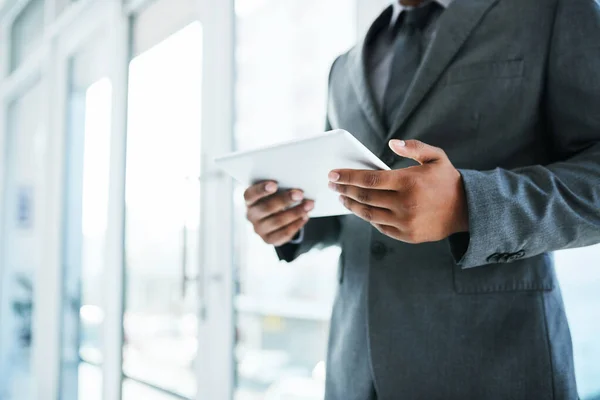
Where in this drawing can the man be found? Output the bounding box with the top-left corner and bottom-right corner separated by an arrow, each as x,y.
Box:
244,0 -> 600,398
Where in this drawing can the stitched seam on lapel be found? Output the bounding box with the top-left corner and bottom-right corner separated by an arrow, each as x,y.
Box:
347,7 -> 391,140
348,53 -> 387,139
540,292 -> 557,400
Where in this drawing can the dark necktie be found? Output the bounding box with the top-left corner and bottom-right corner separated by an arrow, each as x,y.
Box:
382,2 -> 440,129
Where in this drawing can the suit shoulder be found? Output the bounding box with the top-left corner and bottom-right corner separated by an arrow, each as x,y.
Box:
328,47 -> 354,82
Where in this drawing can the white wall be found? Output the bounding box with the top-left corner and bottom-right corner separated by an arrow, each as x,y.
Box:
357,0 -> 389,35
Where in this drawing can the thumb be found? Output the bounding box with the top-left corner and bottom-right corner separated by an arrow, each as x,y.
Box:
389,139 -> 445,165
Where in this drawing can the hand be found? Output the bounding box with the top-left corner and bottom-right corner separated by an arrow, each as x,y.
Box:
244,181 -> 314,246
328,139 -> 469,244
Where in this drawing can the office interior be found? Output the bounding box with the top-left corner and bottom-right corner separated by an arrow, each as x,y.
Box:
0,0 -> 598,399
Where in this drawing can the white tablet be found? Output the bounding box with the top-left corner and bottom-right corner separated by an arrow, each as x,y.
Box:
214,129 -> 390,217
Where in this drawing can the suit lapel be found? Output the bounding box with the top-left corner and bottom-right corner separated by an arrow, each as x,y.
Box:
387,0 -> 499,140
347,6 -> 392,140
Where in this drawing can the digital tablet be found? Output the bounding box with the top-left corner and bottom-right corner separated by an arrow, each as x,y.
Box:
214,129 -> 390,217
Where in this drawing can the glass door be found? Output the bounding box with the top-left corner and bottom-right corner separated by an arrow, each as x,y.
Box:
232,1 -> 356,399
0,81 -> 44,400
57,21 -> 113,400
0,1 -> 47,398
122,0 -> 203,398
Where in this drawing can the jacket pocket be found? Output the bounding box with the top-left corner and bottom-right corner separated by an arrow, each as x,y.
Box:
453,253 -> 556,294
444,59 -> 524,86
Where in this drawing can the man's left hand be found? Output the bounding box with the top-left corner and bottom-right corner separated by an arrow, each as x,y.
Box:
328,139 -> 469,244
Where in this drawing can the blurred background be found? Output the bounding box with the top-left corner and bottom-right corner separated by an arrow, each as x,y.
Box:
0,0 -> 598,399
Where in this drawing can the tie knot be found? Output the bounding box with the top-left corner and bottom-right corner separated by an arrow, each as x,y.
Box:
400,2 -> 439,31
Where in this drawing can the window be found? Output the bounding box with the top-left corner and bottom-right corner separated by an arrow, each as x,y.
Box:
0,82 -> 44,400
123,17 -> 203,399
233,1 -> 356,399
556,247 -> 600,399
10,0 -> 45,73
59,35 -> 112,400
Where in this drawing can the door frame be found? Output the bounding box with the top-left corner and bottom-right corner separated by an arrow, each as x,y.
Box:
49,2 -> 126,400
0,0 -> 50,398
117,0 -> 236,399
194,0 -> 235,398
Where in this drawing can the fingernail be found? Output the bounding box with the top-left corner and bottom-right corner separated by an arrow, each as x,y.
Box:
338,195 -> 345,204
265,182 -> 277,193
391,139 -> 406,148
291,191 -> 304,201
304,202 -> 314,212
329,172 -> 340,182
302,215 -> 309,221
328,182 -> 337,191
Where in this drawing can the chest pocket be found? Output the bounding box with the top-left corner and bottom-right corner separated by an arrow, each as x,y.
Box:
443,59 -> 524,86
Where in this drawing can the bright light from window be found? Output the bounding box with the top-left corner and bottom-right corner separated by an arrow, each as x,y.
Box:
125,21 -> 203,229
81,78 -> 112,237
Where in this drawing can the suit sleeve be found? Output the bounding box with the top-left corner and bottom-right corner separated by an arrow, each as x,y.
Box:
276,215 -> 341,262
276,58 -> 343,263
452,0 -> 600,269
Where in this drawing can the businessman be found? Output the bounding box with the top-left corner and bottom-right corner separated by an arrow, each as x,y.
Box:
244,0 -> 600,398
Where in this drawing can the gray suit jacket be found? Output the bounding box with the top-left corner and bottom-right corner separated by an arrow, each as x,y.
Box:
277,0 -> 600,398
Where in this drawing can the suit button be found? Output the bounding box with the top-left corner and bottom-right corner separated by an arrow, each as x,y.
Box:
371,241 -> 387,260
508,250 -> 526,262
515,250 -> 526,259
486,253 -> 501,263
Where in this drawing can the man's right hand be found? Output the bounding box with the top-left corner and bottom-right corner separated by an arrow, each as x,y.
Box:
244,181 -> 314,247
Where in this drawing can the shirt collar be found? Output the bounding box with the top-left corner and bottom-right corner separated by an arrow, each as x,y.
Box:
391,0 -> 453,27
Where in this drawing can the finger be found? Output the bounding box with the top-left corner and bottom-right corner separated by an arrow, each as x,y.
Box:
339,195 -> 394,224
247,189 -> 305,221
256,200 -> 315,236
373,223 -> 404,241
329,169 -> 397,190
244,181 -> 278,206
328,182 -> 395,209
389,139 -> 446,165
266,216 -> 310,247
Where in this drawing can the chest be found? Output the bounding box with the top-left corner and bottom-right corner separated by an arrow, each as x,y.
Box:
328,0 -> 555,171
